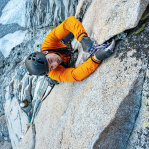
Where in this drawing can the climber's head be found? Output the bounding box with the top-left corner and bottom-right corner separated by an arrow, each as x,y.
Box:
25,51 -> 62,75
25,52 -> 49,75
42,50 -> 62,71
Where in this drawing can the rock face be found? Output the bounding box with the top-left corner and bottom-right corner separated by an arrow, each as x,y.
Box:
127,69 -> 149,149
76,0 -> 149,44
0,51 -> 4,75
26,0 -> 78,29
0,0 -> 149,149
0,115 -> 10,142
19,21 -> 149,149
0,115 -> 12,149
0,0 -> 78,148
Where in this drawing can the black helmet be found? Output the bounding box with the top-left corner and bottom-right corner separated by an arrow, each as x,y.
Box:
25,52 -> 49,76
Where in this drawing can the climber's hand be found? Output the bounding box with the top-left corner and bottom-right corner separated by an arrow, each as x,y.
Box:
94,39 -> 115,61
80,36 -> 95,53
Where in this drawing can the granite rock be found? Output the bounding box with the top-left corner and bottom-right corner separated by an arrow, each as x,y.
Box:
0,0 -> 149,149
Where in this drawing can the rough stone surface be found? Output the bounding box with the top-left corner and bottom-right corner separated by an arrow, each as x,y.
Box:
4,72 -> 51,149
26,0 -> 78,29
0,50 -> 4,75
17,124 -> 36,149
0,0 -> 149,149
0,23 -> 25,39
127,69 -> 149,148
0,141 -> 12,149
0,115 -> 10,142
17,21 -> 149,149
34,23 -> 149,149
0,0 -> 10,17
76,0 -> 149,44
0,0 -> 26,27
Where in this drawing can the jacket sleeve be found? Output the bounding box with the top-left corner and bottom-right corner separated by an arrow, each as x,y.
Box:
47,57 -> 101,82
41,16 -> 87,51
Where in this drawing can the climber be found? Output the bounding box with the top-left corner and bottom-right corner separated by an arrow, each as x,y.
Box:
25,16 -> 115,82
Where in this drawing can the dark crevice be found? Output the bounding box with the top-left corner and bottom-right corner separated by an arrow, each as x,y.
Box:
93,16 -> 149,148
93,75 -> 146,149
68,0 -> 71,13
0,23 -> 26,39
127,67 -> 148,144
61,0 -> 65,21
0,0 -> 10,17
32,124 -> 36,149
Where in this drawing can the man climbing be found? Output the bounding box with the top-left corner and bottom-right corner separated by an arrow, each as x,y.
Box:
25,16 -> 115,82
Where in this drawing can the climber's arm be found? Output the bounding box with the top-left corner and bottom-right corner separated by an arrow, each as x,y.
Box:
52,16 -> 87,42
41,16 -> 87,51
47,57 -> 101,82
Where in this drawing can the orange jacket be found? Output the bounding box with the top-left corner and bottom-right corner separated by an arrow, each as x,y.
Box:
41,16 -> 101,82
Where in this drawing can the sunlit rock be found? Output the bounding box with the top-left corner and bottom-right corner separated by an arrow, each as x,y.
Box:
0,0 -> 149,149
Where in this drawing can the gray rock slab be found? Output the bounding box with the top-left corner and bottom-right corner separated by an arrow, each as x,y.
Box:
4,95 -> 29,149
0,0 -> 10,17
11,2 -> 149,149
17,124 -> 36,149
25,0 -> 78,29
1,0 -> 149,149
31,23 -> 148,149
0,23 -> 26,39
127,68 -> 149,148
0,115 -> 10,142
0,51 -> 4,75
0,141 -> 12,149
76,0 -> 149,44
0,0 -> 26,27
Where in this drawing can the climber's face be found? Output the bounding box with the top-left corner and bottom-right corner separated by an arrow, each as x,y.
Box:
46,53 -> 62,71
42,51 -> 62,71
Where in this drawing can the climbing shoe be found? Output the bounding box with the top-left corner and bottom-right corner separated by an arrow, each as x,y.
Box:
94,39 -> 115,61
80,36 -> 95,53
